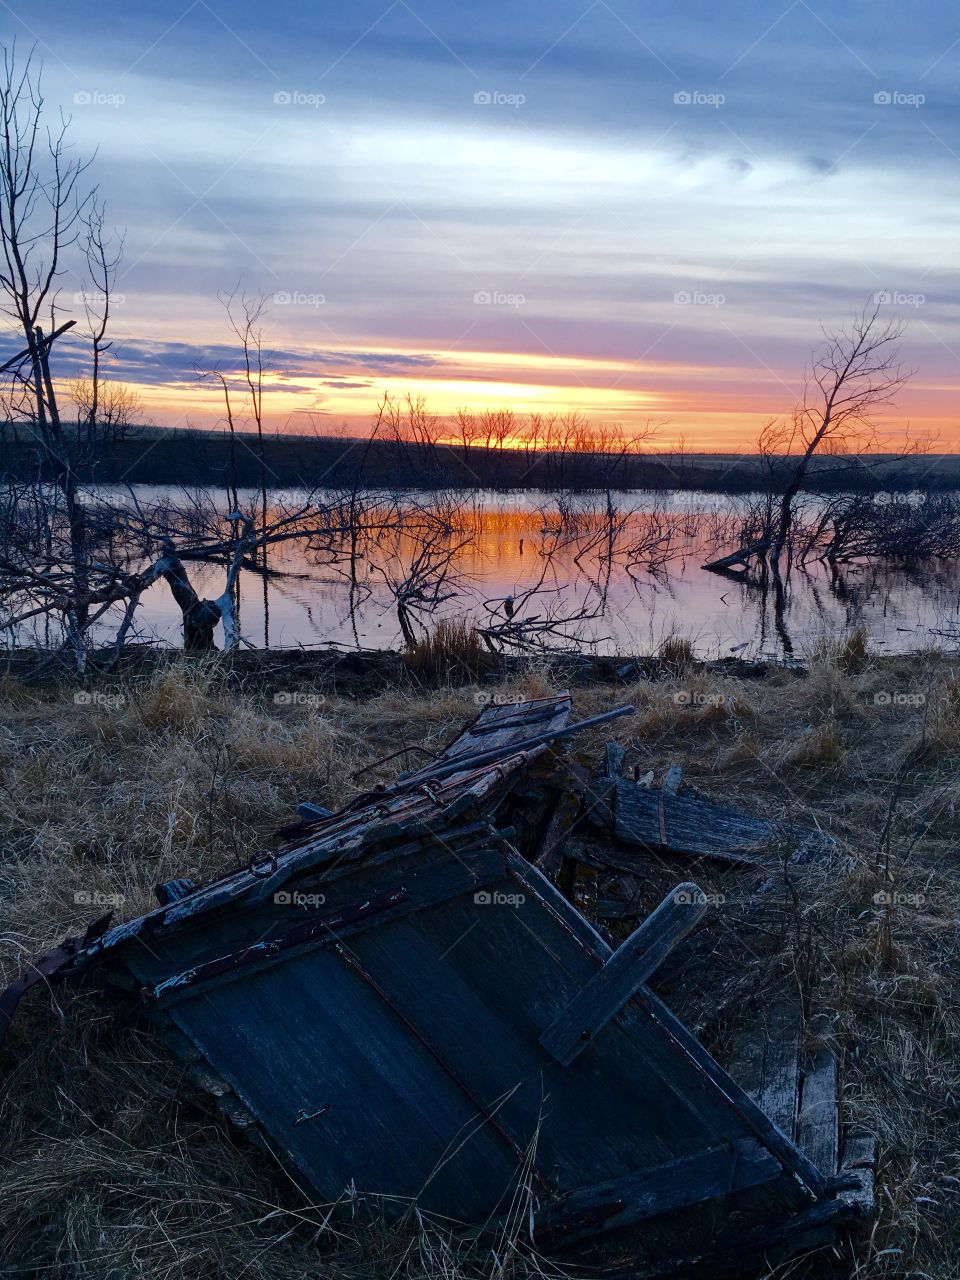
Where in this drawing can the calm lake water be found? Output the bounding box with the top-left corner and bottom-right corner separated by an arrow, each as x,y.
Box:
70,486 -> 960,661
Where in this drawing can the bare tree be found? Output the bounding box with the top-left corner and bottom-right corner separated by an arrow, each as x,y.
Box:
767,306 -> 907,566
0,45 -> 97,646
706,306 -> 910,575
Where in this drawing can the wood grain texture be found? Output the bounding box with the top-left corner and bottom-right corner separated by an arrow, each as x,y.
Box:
539,883 -> 709,1065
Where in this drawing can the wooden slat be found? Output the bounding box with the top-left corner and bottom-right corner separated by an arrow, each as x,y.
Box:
583,740 -> 626,829
662,765 -> 684,796
534,785 -> 583,880
166,940 -> 521,1219
530,1137 -> 781,1248
136,846 -> 508,1007
726,1000 -> 803,1140
796,1019 -> 839,1176
539,884 -> 709,1065
614,785 -> 778,864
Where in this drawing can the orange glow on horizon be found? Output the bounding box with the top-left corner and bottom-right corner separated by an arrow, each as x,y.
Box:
115,341 -> 960,454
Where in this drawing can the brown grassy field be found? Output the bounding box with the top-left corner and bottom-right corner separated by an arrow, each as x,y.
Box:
1,643 -> 958,1278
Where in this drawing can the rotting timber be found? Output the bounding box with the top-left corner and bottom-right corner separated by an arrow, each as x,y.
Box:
2,694 -> 875,1276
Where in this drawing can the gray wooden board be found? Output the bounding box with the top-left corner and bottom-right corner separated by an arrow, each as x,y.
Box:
530,1137 -> 780,1248
164,940 -> 522,1220
612,785 -> 800,862
725,1001 -> 803,1141
121,844 -> 506,989
539,885 -> 708,1065
796,1039 -> 839,1176
506,852 -> 826,1199
414,694 -> 571,771
77,696 -> 572,969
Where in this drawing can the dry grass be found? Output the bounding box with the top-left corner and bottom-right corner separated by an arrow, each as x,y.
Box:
1,648 -> 960,1278
404,619 -> 494,684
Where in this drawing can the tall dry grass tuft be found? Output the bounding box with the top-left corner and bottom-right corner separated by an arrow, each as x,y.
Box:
404,619 -> 493,684
656,632 -> 695,675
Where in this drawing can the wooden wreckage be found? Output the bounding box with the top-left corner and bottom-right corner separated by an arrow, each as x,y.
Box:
3,694 -> 875,1275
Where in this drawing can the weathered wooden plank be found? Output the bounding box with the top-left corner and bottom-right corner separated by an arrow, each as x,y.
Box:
662,765 -> 684,796
633,989 -> 825,1198
796,1019 -> 839,1176
613,784 -> 782,865
726,1000 -> 803,1140
583,740 -> 627,829
534,785 -> 582,880
344,907 -> 670,1188
138,846 -> 508,1006
167,943 -> 522,1219
530,1137 -> 781,1248
539,884 -> 710,1066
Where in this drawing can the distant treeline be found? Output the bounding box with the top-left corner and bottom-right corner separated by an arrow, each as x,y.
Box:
3,429 -> 958,493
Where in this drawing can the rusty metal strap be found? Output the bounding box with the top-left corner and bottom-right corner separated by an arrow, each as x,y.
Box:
144,887 -> 408,1003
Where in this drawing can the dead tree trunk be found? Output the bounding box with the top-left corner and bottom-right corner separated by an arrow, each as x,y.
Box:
159,554 -> 223,650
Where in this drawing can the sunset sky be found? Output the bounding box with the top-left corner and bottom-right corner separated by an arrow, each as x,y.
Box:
11,0 -> 960,449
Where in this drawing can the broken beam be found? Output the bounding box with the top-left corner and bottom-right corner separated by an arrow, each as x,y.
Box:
539,882 -> 709,1065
